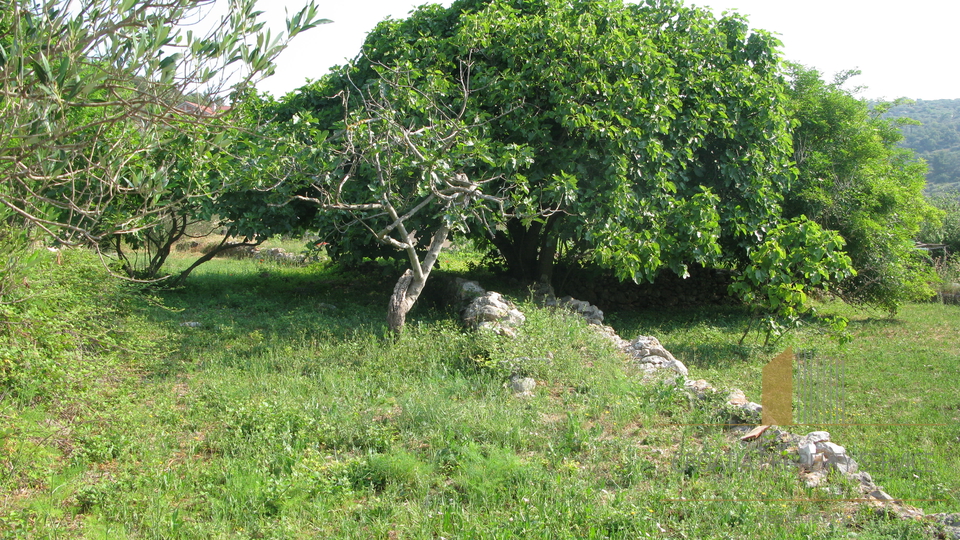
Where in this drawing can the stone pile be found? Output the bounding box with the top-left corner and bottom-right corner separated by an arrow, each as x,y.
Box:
461,290 -> 526,338
734,426 -> 946,531
450,280 -> 960,538
460,278 -> 956,538
621,335 -> 689,377
534,281 -> 605,325
934,514 -> 960,540
724,388 -> 764,421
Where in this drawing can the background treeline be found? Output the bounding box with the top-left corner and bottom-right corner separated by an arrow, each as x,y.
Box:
883,98 -> 960,193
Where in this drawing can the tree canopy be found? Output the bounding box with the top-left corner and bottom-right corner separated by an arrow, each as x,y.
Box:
0,0 -> 326,255
276,0 -> 799,284
782,65 -> 936,312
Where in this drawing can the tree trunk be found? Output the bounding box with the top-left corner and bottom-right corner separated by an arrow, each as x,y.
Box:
491,214 -> 562,283
387,269 -> 415,333
386,225 -> 450,335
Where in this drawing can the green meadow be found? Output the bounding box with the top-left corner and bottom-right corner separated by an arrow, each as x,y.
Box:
1,244 -> 957,539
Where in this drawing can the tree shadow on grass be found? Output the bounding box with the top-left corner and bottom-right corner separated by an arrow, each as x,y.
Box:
605,304 -> 767,370
142,261 -> 480,379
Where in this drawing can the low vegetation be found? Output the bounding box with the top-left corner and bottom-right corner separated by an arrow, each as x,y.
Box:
1,243 -> 956,538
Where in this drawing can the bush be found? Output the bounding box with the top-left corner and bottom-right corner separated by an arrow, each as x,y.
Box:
920,190 -> 960,256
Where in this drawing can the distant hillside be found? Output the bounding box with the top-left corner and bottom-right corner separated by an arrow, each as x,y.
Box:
882,98 -> 960,194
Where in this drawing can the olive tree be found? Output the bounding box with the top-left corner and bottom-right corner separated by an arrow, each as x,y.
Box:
0,0 -> 326,255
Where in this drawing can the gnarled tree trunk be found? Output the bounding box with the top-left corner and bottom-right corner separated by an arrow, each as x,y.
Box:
386,225 -> 450,335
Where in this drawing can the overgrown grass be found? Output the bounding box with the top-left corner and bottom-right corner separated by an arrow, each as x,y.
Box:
613,300 -> 960,515
0,247 -> 953,538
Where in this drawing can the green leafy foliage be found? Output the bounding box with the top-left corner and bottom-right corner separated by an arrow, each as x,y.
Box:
0,0 -> 327,254
729,218 -> 855,344
0,243 -> 160,400
783,65 -> 937,312
275,0 -> 795,283
919,190 -> 960,255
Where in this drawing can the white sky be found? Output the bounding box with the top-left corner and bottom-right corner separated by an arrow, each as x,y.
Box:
253,0 -> 959,101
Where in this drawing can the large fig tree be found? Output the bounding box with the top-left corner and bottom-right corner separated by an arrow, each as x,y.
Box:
281,0 -> 798,284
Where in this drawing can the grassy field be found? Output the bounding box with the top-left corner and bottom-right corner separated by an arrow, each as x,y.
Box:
0,244 -> 956,538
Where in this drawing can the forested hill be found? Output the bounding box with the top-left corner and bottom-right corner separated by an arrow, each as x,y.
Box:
883,98 -> 960,193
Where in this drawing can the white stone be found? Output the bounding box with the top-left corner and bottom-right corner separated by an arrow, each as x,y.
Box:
800,431 -> 831,446
799,443 -> 817,467
742,402 -> 762,413
727,389 -> 747,405
817,442 -> 846,456
504,308 -> 526,326
684,379 -> 714,394
509,376 -> 536,396
663,359 -> 689,377
828,454 -> 858,474
802,470 -> 828,488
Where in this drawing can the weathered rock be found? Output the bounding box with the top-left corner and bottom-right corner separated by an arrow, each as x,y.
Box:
849,471 -> 875,489
728,389 -> 748,406
816,441 -> 845,456
799,443 -> 818,468
462,292 -> 525,336
591,324 -> 629,349
557,296 -> 605,325
801,469 -> 828,488
662,359 -> 689,377
869,489 -> 896,502
622,335 -> 689,376
828,454 -> 858,474
932,514 -> 960,540
224,245 -> 307,264
623,335 -> 676,362
509,375 -> 536,397
798,431 -> 831,447
453,278 -> 486,303
684,379 -> 714,396
741,401 -> 762,414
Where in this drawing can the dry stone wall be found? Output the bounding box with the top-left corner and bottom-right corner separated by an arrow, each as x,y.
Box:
446,277 -> 957,539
